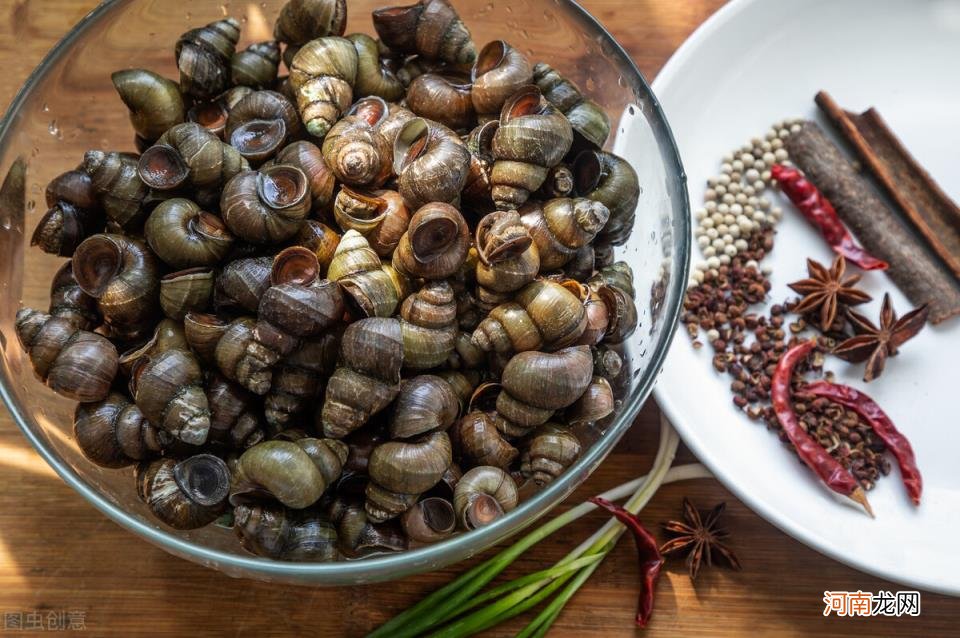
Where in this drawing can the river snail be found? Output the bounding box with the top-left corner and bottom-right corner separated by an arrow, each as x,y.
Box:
365,430 -> 452,522
206,372 -> 265,450
232,41 -> 281,89
333,187 -> 410,258
111,69 -> 185,146
393,117 -> 471,210
74,392 -> 167,468
399,280 -> 457,369
401,495 -> 456,543
72,233 -> 161,341
329,497 -> 408,556
225,90 -> 301,164
215,256 -> 274,314
145,198 -> 234,269
533,62 -> 610,151
573,150 -> 640,246
293,219 -> 342,276
453,465 -> 518,529
274,0 -> 348,47
271,141 -> 337,217
406,73 -> 475,132
388,374 -> 460,439
234,503 -> 340,561
372,0 -> 477,66
519,197 -> 610,271
220,165 -> 312,244
393,202 -> 471,280
327,230 -> 400,317
455,410 -> 518,470
48,261 -> 100,331
231,437 -> 347,509
471,41 -> 533,120
462,120 -> 497,208
348,33 -> 405,102
290,36 -> 358,139
321,96 -> 392,188
264,330 -> 340,432
32,168 -> 104,258
138,122 -> 248,197
520,423 -> 582,486
160,267 -> 215,320
491,86 -> 573,210
138,454 -> 231,529
470,279 -> 587,356
15,308 -> 118,403
176,18 -> 241,101
236,247 -> 345,395
475,210 -> 540,296
82,150 -> 152,231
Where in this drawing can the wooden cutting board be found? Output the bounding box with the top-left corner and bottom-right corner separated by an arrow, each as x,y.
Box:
0,1 -> 955,635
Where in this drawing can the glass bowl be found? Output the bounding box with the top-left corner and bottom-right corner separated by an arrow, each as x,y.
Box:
0,0 -> 689,584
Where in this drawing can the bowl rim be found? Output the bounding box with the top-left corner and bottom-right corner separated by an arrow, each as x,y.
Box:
0,0 -> 690,582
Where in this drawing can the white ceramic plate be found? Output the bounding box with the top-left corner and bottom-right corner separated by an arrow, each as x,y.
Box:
652,0 -> 960,595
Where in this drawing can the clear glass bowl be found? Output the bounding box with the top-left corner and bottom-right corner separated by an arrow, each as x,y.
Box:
0,0 -> 689,584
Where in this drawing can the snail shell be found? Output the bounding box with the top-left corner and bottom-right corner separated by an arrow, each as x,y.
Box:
520,423 -> 582,486
475,210 -> 540,295
365,430 -> 452,522
389,375 -> 460,439
401,496 -> 456,543
393,117 -> 470,210
215,256 -> 273,313
372,0 -> 477,66
139,122 -> 248,194
496,345 -> 593,432
160,267 -> 214,320
329,497 -> 408,556
562,244 -> 595,282
394,203 -> 470,280
519,197 -> 609,271
175,18 -> 240,100
399,279 -> 457,369
592,345 -> 623,381
293,219 -> 342,276
333,187 -> 410,258
231,41 -> 281,89
231,437 -> 347,509
462,120 -> 497,207
533,62 -> 611,150
186,86 -> 252,140
348,33 -> 405,102
145,198 -> 234,269
130,346 -> 211,445
117,318 -> 188,377
406,73 -> 475,131
566,375 -> 615,426
234,503 -> 340,561
111,69 -> 185,147
137,454 -> 231,529
264,330 -> 340,432
471,41 -> 533,119
453,465 -> 518,529
471,279 -> 587,355
594,283 -> 638,345
378,102 -> 417,150
72,233 -> 161,341
535,163 -> 575,200
48,261 -> 100,331
82,150 -> 150,230
321,96 -> 392,187
35,167 -> 103,255
321,317 -> 403,439
274,0 -> 347,46
456,411 -> 519,470
327,230 -> 399,317
574,150 -> 640,246
220,165 -> 312,243
590,261 -> 635,298
290,36 -> 358,138
272,141 -> 337,216
14,309 -> 117,403
74,392 -> 166,468
206,372 -> 265,450
491,86 -> 573,210
576,284 -> 610,346
225,90 -> 301,164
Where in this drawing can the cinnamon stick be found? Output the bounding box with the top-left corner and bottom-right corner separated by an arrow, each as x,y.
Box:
786,122 -> 960,324
816,90 -> 960,278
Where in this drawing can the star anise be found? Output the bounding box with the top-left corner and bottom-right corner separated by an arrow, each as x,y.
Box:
833,293 -> 929,382
788,255 -> 871,331
659,498 -> 741,580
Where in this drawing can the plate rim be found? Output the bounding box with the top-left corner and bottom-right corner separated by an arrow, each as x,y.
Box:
650,0 -> 959,597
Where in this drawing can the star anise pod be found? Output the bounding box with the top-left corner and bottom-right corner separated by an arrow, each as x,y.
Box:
659,498 -> 741,580
788,256 -> 871,332
833,293 -> 929,382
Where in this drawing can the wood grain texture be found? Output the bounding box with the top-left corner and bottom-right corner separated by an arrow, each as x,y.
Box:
0,0 -> 956,636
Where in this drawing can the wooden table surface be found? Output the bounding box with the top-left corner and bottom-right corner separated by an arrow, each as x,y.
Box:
0,0 -> 956,636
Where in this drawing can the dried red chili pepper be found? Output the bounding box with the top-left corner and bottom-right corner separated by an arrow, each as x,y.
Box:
770,164 -> 888,271
589,497 -> 663,628
803,380 -> 922,505
771,340 -> 873,516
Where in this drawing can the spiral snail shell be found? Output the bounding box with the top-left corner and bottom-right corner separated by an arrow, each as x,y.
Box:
453,465 -> 517,529
519,197 -> 610,271
138,122 -> 248,195
15,308 -> 118,403
321,96 -> 392,187
348,33 -> 405,102
130,343 -> 211,446
491,86 -> 573,210
264,330 -> 340,432
160,267 -> 215,320
220,165 -> 312,244
48,260 -> 100,331
365,430 -> 452,522
455,410 -> 518,470
231,437 -> 348,509
389,374 -> 460,439
326,230 -> 400,317
470,41 -> 533,120
406,73 -> 475,131
372,0 -> 477,66
474,210 -> 540,295
206,372 -> 265,450
533,62 -> 610,150
225,90 -> 301,164
272,141 -> 337,217
82,150 -> 151,230
393,117 -> 471,210
111,69 -> 185,146
520,423 -> 582,486
138,454 -> 231,529
290,36 -> 358,138
145,198 -> 234,269
175,18 -> 240,100
274,0 -> 347,47
215,256 -> 273,314
74,392 -> 167,468
231,41 -> 281,89
574,150 -> 640,246
332,187 -> 410,257
234,503 -> 339,561
393,202 -> 470,280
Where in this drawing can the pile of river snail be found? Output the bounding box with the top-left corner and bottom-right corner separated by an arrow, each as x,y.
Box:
19,0 -> 641,562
